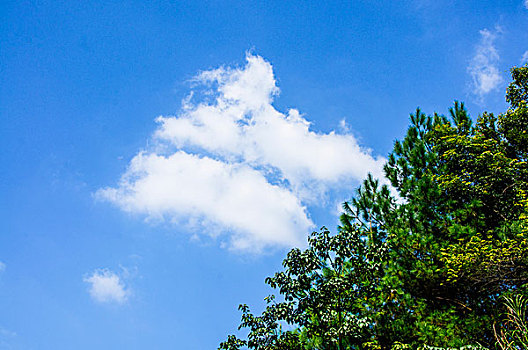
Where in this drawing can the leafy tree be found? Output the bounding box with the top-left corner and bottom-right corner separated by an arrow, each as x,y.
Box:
219,65 -> 528,350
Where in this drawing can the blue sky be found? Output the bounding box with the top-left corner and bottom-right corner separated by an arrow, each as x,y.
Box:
1,1 -> 527,348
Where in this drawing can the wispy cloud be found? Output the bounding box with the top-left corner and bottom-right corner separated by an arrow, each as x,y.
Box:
521,50 -> 528,65
97,54 -> 386,252
0,327 -> 15,338
525,0 -> 528,9
0,261 -> 5,273
468,28 -> 503,100
84,269 -> 129,304
0,326 -> 16,349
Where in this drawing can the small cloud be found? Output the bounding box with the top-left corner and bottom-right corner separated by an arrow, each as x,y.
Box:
84,269 -> 129,304
525,0 -> 528,9
521,50 -> 528,65
468,28 -> 503,101
0,261 -> 5,273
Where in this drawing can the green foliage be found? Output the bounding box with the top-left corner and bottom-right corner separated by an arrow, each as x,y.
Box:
219,225 -> 381,350
219,65 -> 528,349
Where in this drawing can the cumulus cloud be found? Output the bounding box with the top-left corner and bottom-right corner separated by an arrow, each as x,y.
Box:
98,54 -> 386,252
99,152 -> 312,250
468,28 -> 503,100
84,269 -> 128,304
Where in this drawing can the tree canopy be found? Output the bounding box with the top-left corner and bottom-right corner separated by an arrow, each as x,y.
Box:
219,65 -> 528,350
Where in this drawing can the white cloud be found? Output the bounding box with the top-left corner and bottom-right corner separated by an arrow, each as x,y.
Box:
84,269 -> 129,304
98,54 -> 386,252
0,261 -> 5,273
155,55 -> 386,189
98,152 -> 311,250
525,0 -> 528,9
468,28 -> 503,99
521,50 -> 528,65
